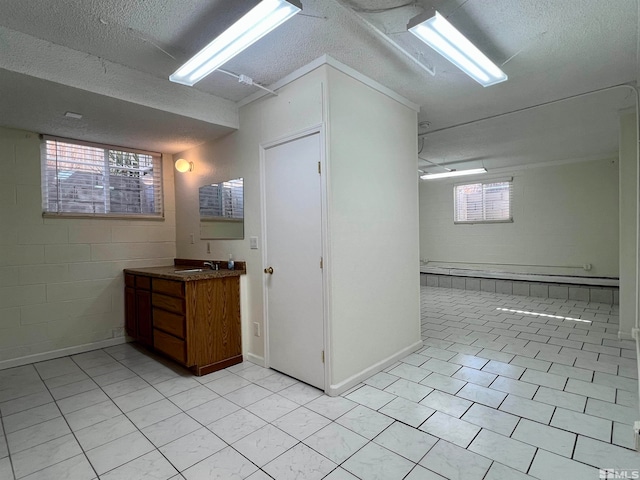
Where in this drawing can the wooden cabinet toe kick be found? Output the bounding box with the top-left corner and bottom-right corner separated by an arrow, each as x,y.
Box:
194,355 -> 243,376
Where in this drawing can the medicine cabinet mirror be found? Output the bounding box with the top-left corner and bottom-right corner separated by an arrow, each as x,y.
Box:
199,178 -> 244,239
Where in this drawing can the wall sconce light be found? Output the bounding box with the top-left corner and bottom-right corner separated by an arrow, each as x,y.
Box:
175,158 -> 194,173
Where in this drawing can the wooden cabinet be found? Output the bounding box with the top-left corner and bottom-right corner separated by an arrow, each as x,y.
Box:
124,274 -> 152,347
124,282 -> 136,338
136,289 -> 153,346
124,270 -> 242,375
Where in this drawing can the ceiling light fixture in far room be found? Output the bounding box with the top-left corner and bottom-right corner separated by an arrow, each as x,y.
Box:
174,158 -> 194,173
64,111 -> 83,119
408,11 -> 507,87
170,0 -> 302,87
420,168 -> 487,180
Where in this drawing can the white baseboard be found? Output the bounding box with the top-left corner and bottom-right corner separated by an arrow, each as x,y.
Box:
326,339 -> 424,397
245,352 -> 266,367
619,331 -> 635,341
0,337 -> 129,371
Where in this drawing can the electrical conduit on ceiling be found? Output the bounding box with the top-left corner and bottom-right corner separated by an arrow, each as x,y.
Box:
332,0 -> 436,77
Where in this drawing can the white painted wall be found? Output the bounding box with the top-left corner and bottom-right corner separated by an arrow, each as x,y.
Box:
619,111 -> 637,337
0,127 -> 176,367
420,158 -> 619,278
325,67 -> 421,388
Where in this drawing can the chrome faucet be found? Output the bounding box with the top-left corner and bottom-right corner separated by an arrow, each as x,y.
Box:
203,261 -> 218,270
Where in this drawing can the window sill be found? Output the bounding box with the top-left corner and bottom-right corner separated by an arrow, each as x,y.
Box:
43,212 -> 165,221
454,219 -> 513,225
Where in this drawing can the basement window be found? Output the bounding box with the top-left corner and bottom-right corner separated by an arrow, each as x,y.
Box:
41,136 -> 163,219
454,179 -> 513,224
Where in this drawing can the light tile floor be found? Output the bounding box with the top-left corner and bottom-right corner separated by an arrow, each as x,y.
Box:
0,286 -> 638,479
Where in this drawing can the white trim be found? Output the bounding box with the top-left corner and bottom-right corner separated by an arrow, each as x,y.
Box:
0,337 -> 129,371
260,126 -> 323,150
320,82 -> 333,394
324,57 -> 419,112
259,139 -> 270,370
245,353 -> 266,367
326,340 -> 424,397
618,331 -> 635,341
239,56 -> 327,108
259,124 -> 329,389
238,55 -> 420,112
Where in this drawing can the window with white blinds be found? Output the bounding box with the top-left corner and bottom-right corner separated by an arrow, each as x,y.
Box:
41,136 -> 163,218
454,179 -> 513,224
199,179 -> 244,220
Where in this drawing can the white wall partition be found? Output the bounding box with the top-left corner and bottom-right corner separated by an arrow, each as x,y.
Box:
174,57 -> 421,394
619,111 -> 637,337
325,66 -> 421,390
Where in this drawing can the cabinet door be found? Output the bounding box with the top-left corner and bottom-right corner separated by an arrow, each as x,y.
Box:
136,290 -> 153,346
124,286 -> 137,338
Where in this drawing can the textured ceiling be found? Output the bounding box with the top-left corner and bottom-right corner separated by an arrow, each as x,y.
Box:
419,87 -> 635,173
0,0 -> 637,162
0,68 -> 234,154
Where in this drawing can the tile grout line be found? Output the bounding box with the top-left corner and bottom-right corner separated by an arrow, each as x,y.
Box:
0,413 -> 17,480
30,362 -> 101,480
72,348 -> 180,478
90,349 -> 340,479
1,287 -> 636,479
75,348 -> 221,478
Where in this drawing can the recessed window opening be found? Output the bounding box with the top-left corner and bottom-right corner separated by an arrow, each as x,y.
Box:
454,178 -> 512,224
41,136 -> 163,219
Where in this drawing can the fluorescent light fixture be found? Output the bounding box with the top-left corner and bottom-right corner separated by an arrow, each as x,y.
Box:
64,111 -> 83,119
408,11 -> 507,87
421,168 -> 487,180
170,0 -> 302,86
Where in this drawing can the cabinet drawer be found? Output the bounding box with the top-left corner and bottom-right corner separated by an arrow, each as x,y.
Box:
152,293 -> 184,314
153,308 -> 185,339
153,329 -> 186,364
153,278 -> 184,297
136,276 -> 151,290
125,274 -> 135,288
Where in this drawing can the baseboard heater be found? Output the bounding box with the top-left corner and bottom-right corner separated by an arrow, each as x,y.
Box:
420,266 -> 618,287
420,266 -> 618,304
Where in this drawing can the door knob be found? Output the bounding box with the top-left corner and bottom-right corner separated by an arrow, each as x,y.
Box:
264,267 -> 274,274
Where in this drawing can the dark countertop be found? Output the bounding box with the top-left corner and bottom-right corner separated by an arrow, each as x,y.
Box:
124,265 -> 246,282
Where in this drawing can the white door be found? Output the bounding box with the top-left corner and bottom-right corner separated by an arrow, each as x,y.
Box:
264,132 -> 325,389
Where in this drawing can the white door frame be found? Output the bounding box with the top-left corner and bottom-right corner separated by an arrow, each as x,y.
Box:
259,123 -> 332,392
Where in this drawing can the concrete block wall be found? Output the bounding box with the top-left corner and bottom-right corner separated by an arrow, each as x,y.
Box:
0,127 -> 177,365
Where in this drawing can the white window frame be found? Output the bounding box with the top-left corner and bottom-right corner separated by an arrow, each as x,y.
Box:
41,135 -> 164,220
453,178 -> 513,224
